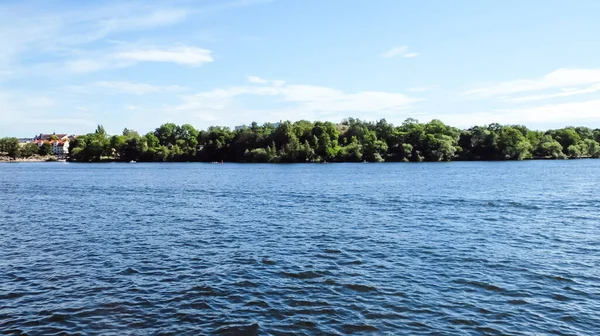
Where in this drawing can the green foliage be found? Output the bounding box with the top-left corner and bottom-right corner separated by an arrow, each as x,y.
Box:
567,144 -> 583,159
245,148 -> 270,163
21,143 -> 40,157
497,127 -> 532,160
68,125 -> 110,161
59,119 -> 600,163
39,142 -> 53,156
552,128 -> 581,154
583,139 -> 600,158
534,136 -> 562,159
0,138 -> 20,158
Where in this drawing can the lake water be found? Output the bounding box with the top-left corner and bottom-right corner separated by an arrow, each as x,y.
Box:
1,161 -> 599,335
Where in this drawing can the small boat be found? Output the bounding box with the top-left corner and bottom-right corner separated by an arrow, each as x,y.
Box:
129,160 -> 136,163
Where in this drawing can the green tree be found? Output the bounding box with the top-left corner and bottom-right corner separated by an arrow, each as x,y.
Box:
20,143 -> 40,157
39,142 -> 53,156
400,143 -> 413,162
552,128 -> 581,154
145,133 -> 160,149
567,144 -> 583,159
339,137 -> 363,162
535,136 -> 564,159
498,127 -> 533,160
110,135 -> 127,158
123,128 -> 140,138
2,138 -> 20,158
155,123 -> 178,146
245,148 -> 270,163
362,131 -> 388,162
95,125 -> 107,136
59,119 -> 600,163
583,139 -> 600,158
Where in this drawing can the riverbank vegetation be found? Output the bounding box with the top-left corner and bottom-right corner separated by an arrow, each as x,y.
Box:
0,138 -> 52,160
62,119 -> 600,163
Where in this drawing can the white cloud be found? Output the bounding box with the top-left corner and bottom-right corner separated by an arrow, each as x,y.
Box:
248,76 -> 269,84
178,81 -> 419,112
170,78 -> 421,126
69,81 -> 187,95
426,99 -> 600,128
0,89 -> 91,136
97,81 -> 186,95
381,46 -> 419,59
403,52 -> 420,58
0,3 -> 191,72
64,60 -> 105,74
104,9 -> 188,32
0,0 -> 270,78
111,47 -> 213,66
408,86 -> 436,93
464,68 -> 600,98
502,83 -> 600,102
33,45 -> 214,75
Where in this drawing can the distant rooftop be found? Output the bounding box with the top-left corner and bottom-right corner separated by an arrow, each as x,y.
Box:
34,133 -> 69,141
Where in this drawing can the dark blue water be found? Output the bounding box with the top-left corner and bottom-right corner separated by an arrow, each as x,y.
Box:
1,161 -> 599,335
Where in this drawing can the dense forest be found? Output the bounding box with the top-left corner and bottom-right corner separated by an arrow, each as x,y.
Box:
3,118 -> 600,162
63,118 -> 600,162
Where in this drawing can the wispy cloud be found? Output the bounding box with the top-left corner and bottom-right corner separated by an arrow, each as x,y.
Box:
111,47 -> 213,66
408,86 -> 436,93
170,77 -> 422,126
0,0 -> 270,78
381,46 -> 419,59
247,76 -> 269,84
177,81 -> 420,112
0,3 -> 190,70
0,89 -> 88,135
69,81 -> 187,95
31,45 -> 214,75
64,60 -> 106,74
103,9 -> 189,32
436,99 -> 600,128
501,83 -> 600,103
464,68 -> 600,98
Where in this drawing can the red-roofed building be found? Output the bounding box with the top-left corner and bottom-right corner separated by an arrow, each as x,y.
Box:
33,133 -> 71,156
34,133 -> 68,141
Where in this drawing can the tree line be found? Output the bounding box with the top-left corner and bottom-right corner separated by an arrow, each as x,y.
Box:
0,138 -> 54,159
64,119 -> 600,163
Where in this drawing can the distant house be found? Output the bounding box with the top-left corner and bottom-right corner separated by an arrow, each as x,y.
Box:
35,133 -> 68,141
51,141 -> 69,155
18,138 -> 35,145
32,132 -> 71,157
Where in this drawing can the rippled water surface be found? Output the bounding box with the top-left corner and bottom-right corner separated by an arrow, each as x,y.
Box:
1,161 -> 600,335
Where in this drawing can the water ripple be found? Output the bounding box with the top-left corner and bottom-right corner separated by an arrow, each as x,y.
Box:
1,161 -> 600,334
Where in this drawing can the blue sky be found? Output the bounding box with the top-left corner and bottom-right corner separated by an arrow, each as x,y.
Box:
2,0 -> 600,136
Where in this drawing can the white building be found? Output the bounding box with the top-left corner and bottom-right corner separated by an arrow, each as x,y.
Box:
51,141 -> 69,155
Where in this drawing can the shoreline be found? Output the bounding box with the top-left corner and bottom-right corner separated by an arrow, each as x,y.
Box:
0,156 -> 64,163
65,156 -> 598,163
